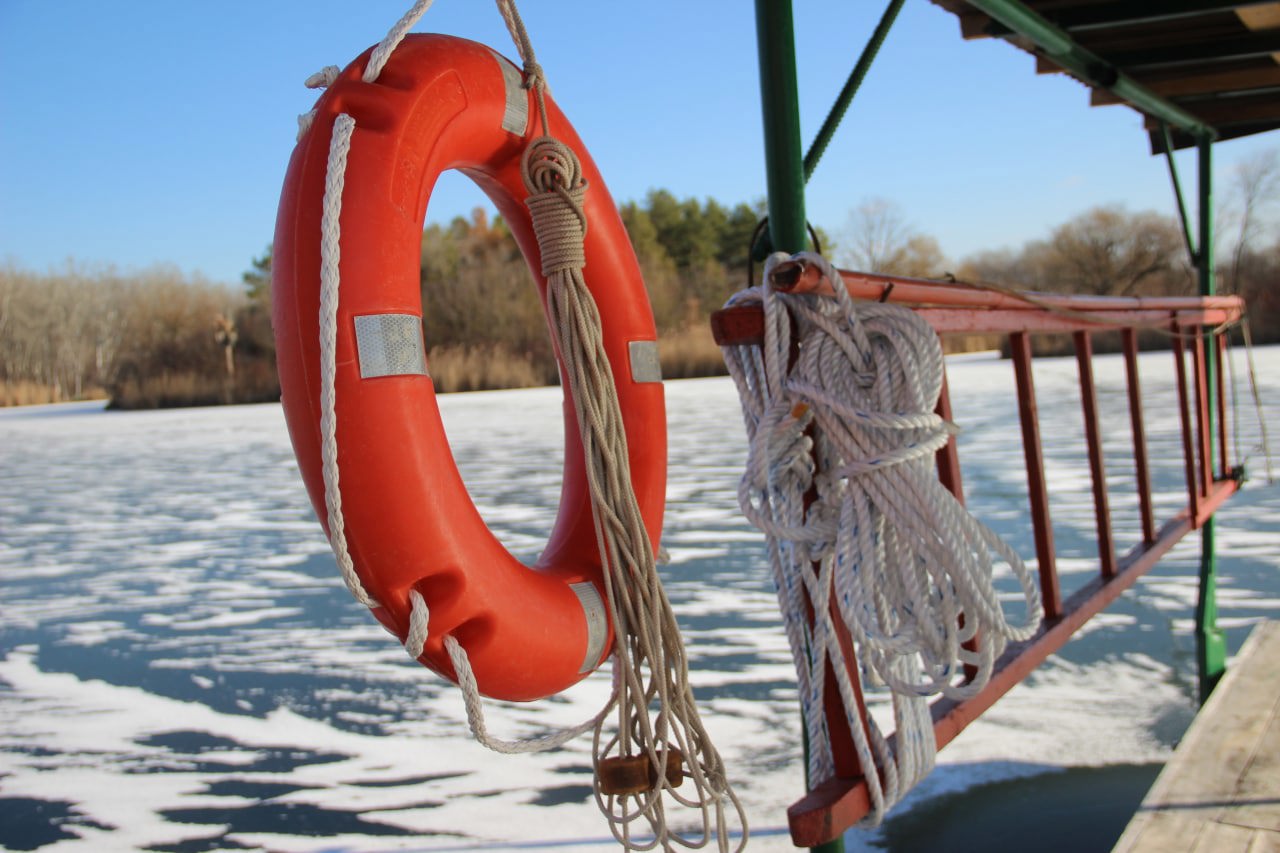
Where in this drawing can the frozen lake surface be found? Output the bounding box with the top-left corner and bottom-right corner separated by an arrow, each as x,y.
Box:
1,345 -> 1277,852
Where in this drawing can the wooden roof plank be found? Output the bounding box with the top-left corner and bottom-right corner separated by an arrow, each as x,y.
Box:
953,1 -> 1275,39
1075,13 -> 1257,59
1104,31 -> 1280,69
1091,63 -> 1280,104
1238,3 -> 1280,30
935,0 -> 1280,144
1152,119 -> 1280,151
1143,91 -> 1280,127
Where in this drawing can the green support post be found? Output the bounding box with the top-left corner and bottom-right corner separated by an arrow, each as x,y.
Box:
754,0 -> 808,258
1195,136 -> 1227,702
1159,124 -> 1198,267
754,5 -> 841,850
803,0 -> 906,182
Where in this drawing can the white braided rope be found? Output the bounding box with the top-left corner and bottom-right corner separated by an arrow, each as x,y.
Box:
722,251 -> 1043,823
317,112 -> 372,609
295,0 -> 435,140
364,0 -> 436,83
405,590 -> 611,753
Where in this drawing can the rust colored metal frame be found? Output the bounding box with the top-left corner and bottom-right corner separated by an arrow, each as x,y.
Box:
1010,331 -> 1061,618
711,269 -> 1241,343
709,273 -> 1245,846
1123,328 -> 1157,545
1075,332 -> 1118,579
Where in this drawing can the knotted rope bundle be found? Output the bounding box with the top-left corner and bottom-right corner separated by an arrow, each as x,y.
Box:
722,252 -> 1043,822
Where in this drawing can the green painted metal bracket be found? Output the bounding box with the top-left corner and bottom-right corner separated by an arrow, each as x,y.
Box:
1195,137 -> 1227,702
962,0 -> 1218,142
960,5 -> 1228,697
755,0 -> 808,258
803,0 -> 907,182
1158,123 -> 1199,268
754,0 -> 906,264
961,0 -> 1228,705
754,6 -> 842,849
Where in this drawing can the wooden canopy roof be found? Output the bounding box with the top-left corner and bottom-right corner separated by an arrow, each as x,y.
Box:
931,1 -> 1280,151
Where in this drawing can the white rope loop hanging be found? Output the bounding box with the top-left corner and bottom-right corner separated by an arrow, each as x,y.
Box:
722,251 -> 1043,822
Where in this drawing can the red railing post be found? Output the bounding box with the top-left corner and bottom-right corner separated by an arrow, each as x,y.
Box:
1074,332 -> 1117,579
1010,332 -> 1061,620
1193,328 -> 1213,505
1215,330 -> 1229,478
787,316 -> 873,802
935,360 -> 965,504
1122,329 -> 1156,545
1172,330 -> 1201,526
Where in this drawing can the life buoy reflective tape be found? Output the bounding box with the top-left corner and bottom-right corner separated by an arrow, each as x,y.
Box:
273,34 -> 666,702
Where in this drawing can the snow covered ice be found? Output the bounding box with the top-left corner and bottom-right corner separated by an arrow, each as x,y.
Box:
1,346 -> 1277,852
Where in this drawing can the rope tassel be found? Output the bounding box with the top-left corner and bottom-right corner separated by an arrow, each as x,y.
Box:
520,120 -> 746,852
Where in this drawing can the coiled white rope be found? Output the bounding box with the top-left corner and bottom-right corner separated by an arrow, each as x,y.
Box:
722,251 -> 1043,823
303,2 -> 745,849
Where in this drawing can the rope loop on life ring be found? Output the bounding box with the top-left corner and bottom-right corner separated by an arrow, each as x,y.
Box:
273,4 -> 746,847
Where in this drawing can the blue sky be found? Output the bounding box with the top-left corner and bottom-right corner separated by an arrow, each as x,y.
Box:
2,0 -> 1277,287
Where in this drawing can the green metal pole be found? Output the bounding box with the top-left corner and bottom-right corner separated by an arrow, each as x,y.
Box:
1159,123 -> 1198,268
754,0 -> 807,258
1195,135 -> 1226,703
754,8 -> 840,850
803,0 -> 906,182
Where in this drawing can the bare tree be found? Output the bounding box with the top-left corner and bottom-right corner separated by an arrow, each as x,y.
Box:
838,197 -> 949,277
1222,147 -> 1280,295
1023,206 -> 1189,296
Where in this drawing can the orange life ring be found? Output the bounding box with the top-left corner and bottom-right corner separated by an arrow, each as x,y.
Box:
272,34 -> 666,702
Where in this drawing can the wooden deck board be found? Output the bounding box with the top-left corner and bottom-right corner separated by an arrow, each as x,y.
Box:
1114,620 -> 1280,853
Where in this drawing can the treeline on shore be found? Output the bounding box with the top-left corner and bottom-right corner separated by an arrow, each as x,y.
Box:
2,183 -> 1278,409
0,264 -> 277,409
0,190 -> 772,408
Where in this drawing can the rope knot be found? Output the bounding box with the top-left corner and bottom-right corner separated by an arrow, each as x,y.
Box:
521,60 -> 545,91
523,136 -> 583,194
522,137 -> 588,277
305,65 -> 342,89
296,110 -> 318,142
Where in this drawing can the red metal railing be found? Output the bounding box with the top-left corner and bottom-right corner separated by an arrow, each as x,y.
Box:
710,268 -> 1245,847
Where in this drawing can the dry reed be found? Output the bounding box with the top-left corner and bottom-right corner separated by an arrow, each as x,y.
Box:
427,344 -> 548,393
